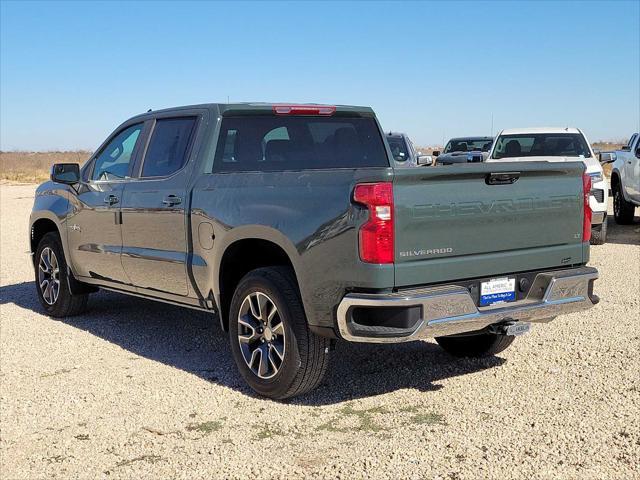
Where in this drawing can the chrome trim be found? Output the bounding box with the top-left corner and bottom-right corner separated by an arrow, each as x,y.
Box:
336,267 -> 598,343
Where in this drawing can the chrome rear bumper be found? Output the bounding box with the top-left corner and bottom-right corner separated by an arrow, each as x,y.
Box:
336,267 -> 598,343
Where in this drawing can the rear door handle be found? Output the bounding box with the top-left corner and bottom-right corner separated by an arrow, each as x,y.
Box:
486,172 -> 520,185
162,195 -> 182,206
103,194 -> 119,205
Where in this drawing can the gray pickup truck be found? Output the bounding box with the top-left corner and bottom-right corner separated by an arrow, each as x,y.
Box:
30,103 -> 599,399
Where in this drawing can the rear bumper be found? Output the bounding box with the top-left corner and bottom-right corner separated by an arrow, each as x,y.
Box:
336,267 -> 599,343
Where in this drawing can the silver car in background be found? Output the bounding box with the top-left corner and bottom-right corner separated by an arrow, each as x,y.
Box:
386,132 -> 432,167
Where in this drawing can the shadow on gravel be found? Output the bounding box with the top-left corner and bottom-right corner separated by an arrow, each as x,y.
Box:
603,215 -> 640,246
1,281 -> 505,405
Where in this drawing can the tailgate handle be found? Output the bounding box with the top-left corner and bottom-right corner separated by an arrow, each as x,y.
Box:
486,172 -> 520,185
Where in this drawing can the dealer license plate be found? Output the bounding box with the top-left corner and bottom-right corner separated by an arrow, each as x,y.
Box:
479,277 -> 516,306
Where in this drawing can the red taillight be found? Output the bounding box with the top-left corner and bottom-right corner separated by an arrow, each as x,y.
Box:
582,172 -> 592,242
272,104 -> 336,116
353,182 -> 394,264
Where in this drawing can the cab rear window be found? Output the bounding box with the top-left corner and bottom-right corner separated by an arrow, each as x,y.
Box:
492,133 -> 592,159
212,116 -> 388,172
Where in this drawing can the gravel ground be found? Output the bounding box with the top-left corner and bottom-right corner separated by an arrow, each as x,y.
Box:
1,183 -> 639,479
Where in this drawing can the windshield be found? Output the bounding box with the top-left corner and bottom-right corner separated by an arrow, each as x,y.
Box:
444,139 -> 492,153
492,133 -> 592,159
387,136 -> 410,162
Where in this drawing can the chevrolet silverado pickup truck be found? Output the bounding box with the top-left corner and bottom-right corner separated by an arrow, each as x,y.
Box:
30,103 -> 599,399
600,133 -> 640,224
487,128 -> 609,244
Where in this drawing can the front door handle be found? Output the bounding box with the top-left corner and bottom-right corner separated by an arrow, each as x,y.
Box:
103,194 -> 119,206
162,195 -> 182,206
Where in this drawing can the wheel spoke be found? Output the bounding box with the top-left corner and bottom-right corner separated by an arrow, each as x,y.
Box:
248,347 -> 261,371
266,302 -> 278,325
271,319 -> 284,336
51,281 -> 60,303
270,341 -> 285,361
43,281 -> 53,303
257,344 -> 269,377
256,293 -> 270,321
249,294 -> 262,320
268,345 -> 280,371
45,249 -> 52,271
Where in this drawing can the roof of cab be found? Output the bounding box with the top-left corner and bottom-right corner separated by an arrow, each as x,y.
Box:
499,127 -> 582,135
448,136 -> 493,141
132,102 -> 375,119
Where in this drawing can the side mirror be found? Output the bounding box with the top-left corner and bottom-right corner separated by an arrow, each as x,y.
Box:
417,154 -> 433,166
431,150 -> 440,157
598,152 -> 616,164
51,163 -> 80,184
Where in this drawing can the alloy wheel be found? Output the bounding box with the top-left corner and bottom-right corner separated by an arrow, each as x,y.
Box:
38,247 -> 60,305
237,291 -> 286,379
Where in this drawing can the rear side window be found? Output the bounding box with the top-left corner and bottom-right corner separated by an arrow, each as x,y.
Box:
212,116 -> 388,172
141,117 -> 196,177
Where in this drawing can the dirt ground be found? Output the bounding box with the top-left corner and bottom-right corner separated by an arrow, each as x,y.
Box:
1,183 -> 639,479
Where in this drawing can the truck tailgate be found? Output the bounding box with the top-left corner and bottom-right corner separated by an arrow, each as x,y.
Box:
393,162 -> 586,287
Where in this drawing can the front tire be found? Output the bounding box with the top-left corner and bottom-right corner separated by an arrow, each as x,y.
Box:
35,232 -> 88,317
613,183 -> 635,225
435,332 -> 515,357
228,267 -> 330,399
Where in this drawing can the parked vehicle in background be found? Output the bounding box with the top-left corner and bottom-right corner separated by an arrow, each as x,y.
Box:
600,133 -> 640,224
31,103 -> 599,399
385,132 -> 432,167
433,136 -> 493,165
487,128 -> 609,245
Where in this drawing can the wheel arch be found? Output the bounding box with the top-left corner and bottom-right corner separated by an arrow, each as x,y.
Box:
610,168 -> 629,201
30,217 -> 61,262
216,231 -> 301,331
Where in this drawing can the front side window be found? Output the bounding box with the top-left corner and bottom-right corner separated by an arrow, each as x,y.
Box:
141,117 -> 197,177
92,124 -> 142,181
212,116 -> 388,172
491,133 -> 592,159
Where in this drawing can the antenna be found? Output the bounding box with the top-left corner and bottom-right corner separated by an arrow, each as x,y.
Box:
227,95 -> 229,104
490,113 -> 494,136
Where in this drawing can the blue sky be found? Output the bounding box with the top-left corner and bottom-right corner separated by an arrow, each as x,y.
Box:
1,0 -> 639,150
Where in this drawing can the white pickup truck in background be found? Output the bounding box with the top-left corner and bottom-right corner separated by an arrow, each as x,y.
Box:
600,133 -> 640,224
487,127 -> 610,244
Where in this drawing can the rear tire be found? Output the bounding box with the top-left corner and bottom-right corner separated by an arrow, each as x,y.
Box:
590,216 -> 607,245
228,266 -> 330,400
35,232 -> 89,317
435,332 -> 515,357
613,183 -> 635,225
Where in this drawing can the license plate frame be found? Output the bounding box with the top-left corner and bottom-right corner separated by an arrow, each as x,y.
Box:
479,277 -> 516,306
